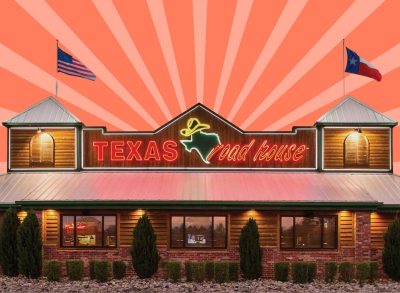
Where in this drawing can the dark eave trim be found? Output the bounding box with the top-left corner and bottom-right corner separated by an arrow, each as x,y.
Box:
3,122 -> 83,127
315,122 -> 397,127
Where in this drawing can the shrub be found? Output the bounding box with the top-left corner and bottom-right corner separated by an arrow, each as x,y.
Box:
94,260 -> 110,282
324,262 -> 338,283
66,260 -> 84,281
131,214 -> 159,278
356,262 -> 370,286
214,262 -> 229,283
89,260 -> 97,280
307,262 -> 317,283
205,261 -> 214,281
0,208 -> 20,277
383,218 -> 400,281
339,262 -> 354,282
292,262 -> 309,284
369,261 -> 379,283
164,261 -> 181,282
113,261 -> 126,280
275,262 -> 289,282
192,262 -> 206,282
239,218 -> 262,279
44,260 -> 61,282
17,210 -> 42,278
185,261 -> 193,281
228,261 -> 239,281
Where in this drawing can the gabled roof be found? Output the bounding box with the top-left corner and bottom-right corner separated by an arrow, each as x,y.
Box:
316,96 -> 397,126
3,97 -> 82,126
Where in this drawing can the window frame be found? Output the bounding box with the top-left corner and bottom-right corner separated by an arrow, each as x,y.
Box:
279,215 -> 338,250
60,215 -> 117,248
170,215 -> 228,249
29,132 -> 55,167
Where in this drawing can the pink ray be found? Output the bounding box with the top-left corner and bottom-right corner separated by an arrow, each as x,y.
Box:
0,107 -> 16,121
0,43 -> 134,130
227,0 -> 308,120
93,0 -> 173,120
267,43 -> 400,131
238,0 -> 385,127
384,108 -> 400,122
0,162 -> 6,174
147,0 -> 187,111
193,0 -> 207,103
15,0 -> 158,128
213,0 -> 254,112
394,162 -> 400,175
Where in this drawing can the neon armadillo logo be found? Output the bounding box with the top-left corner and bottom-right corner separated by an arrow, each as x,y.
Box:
179,118 -> 221,164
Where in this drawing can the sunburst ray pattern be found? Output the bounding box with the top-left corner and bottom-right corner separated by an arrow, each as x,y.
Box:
1,0 -> 399,173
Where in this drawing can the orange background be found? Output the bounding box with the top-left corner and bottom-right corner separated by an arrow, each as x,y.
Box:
0,0 -> 399,173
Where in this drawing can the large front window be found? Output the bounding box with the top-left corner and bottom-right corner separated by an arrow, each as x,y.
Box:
61,215 -> 116,247
170,216 -> 227,248
280,216 -> 337,249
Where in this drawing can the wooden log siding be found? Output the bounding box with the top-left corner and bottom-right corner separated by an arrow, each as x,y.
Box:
119,211 -> 168,246
323,128 -> 390,170
43,210 -> 59,245
339,211 -> 355,247
9,128 -> 76,169
371,212 -> 396,248
230,211 -> 278,247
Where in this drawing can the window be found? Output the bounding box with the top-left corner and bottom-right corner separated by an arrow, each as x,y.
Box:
30,132 -> 55,167
61,215 -> 116,247
344,131 -> 369,167
280,216 -> 337,249
170,216 -> 227,248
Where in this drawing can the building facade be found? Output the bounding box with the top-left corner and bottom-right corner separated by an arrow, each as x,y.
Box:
1,96 -> 399,278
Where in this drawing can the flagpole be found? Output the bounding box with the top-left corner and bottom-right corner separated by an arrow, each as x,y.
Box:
342,38 -> 345,98
56,39 -> 59,98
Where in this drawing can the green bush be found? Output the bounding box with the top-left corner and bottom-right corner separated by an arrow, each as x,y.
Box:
324,262 -> 338,283
192,262 -> 206,282
94,260 -> 110,282
356,262 -> 370,286
274,262 -> 289,282
339,262 -> 354,282
205,261 -> 214,281
164,261 -> 181,282
369,261 -> 379,283
228,262 -> 239,281
131,214 -> 159,278
214,262 -> 229,283
185,261 -> 193,281
239,218 -> 262,279
66,260 -> 84,281
383,218 -> 400,281
307,262 -> 317,283
0,208 -> 20,276
89,260 -> 97,280
17,210 -> 42,278
291,262 -> 309,284
113,261 -> 126,280
44,260 -> 61,282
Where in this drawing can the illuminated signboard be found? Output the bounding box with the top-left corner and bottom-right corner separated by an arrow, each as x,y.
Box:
82,104 -> 317,170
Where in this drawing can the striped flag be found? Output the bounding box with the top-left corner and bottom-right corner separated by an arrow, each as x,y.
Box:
57,47 -> 96,81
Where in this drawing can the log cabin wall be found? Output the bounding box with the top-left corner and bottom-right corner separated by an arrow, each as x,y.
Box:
9,128 -> 76,170
42,209 -> 355,249
370,212 -> 396,248
323,128 -> 391,170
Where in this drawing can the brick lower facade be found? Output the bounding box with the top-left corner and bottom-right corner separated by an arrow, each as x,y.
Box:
42,211 -> 383,279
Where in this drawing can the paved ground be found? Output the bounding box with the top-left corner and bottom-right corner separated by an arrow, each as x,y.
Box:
0,277 -> 399,292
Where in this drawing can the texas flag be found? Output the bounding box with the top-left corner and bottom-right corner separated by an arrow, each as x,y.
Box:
345,48 -> 382,81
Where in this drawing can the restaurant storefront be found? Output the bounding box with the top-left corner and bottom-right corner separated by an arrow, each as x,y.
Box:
1,96 -> 399,278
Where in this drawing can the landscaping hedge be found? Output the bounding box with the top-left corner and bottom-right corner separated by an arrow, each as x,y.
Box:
214,262 -> 229,283
274,262 -> 289,282
44,260 -> 61,282
291,262 -> 309,284
113,261 -> 126,280
164,261 -> 181,282
369,261 -> 379,283
307,262 -> 317,283
94,260 -> 110,283
339,262 -> 354,282
324,262 -> 338,283
356,262 -> 370,286
191,262 -> 206,282
228,262 -> 239,281
66,260 -> 84,281
205,261 -> 214,281
185,261 -> 193,282
89,260 -> 97,280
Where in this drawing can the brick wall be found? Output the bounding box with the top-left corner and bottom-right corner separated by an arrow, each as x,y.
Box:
42,211 -> 379,279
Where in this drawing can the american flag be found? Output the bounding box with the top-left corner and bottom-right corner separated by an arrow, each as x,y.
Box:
57,47 -> 96,81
